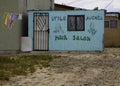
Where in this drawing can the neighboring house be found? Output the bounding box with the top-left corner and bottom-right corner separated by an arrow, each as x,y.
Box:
28,10 -> 104,51
0,0 -> 54,52
104,12 -> 120,47
54,3 -> 83,10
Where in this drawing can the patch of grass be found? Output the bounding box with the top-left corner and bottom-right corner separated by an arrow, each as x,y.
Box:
103,55 -> 109,58
0,70 -> 9,81
0,55 -> 58,80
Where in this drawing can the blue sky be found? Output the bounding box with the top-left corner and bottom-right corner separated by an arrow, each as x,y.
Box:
55,0 -> 120,12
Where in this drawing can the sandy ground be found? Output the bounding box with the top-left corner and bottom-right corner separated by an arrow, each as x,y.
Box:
2,48 -> 120,86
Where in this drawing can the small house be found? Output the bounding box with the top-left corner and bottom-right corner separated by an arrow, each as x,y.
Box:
104,12 -> 120,47
28,10 -> 105,51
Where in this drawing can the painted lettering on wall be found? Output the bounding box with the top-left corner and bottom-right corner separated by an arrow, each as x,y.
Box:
86,15 -> 103,21
55,35 -> 68,40
73,35 -> 91,41
51,16 -> 66,21
55,35 -> 91,41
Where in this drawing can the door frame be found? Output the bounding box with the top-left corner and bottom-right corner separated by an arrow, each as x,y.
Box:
33,12 -> 49,51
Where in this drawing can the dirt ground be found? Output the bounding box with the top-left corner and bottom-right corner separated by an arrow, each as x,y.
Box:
2,48 -> 120,86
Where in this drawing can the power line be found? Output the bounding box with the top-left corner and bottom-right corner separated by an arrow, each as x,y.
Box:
66,0 -> 82,5
104,0 -> 114,9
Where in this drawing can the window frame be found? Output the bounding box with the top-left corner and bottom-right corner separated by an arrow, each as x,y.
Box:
110,20 -> 118,28
104,20 -> 118,29
104,20 -> 109,28
67,15 -> 85,31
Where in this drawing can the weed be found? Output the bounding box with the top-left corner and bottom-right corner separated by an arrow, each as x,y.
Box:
103,55 -> 109,58
0,55 -> 58,80
0,70 -> 9,81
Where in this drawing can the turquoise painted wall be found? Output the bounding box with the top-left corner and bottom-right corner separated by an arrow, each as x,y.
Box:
28,10 -> 104,51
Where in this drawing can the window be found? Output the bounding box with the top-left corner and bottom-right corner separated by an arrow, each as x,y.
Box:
104,20 -> 118,29
68,15 -> 85,31
110,20 -> 117,28
104,21 -> 109,28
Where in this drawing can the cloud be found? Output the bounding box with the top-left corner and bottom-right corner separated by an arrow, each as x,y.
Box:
113,0 -> 120,9
55,0 -> 120,12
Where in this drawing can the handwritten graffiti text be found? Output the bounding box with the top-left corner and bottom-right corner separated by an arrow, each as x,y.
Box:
51,16 -> 66,21
55,35 -> 91,41
86,15 -> 103,21
73,35 -> 91,41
